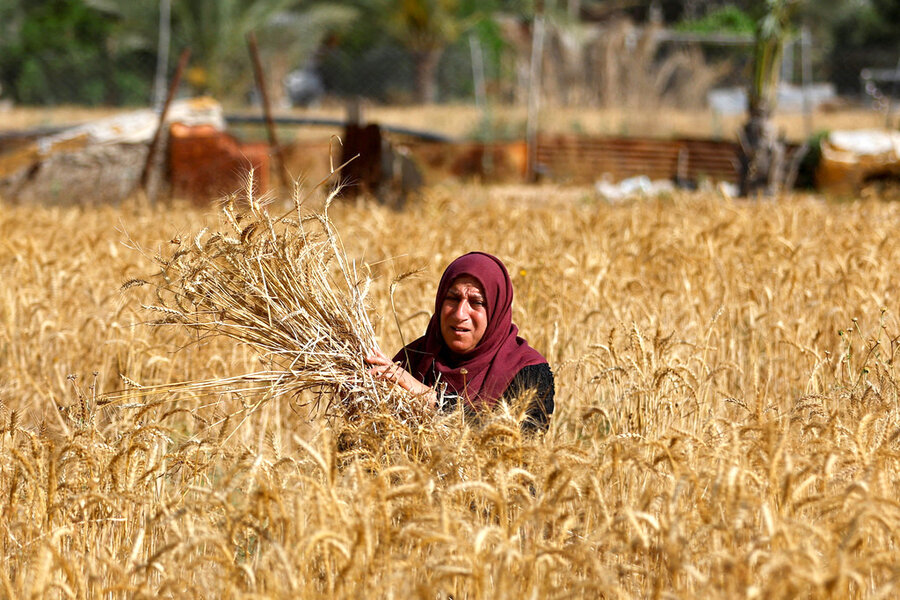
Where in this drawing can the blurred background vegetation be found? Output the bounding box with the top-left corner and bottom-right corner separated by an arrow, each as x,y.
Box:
0,0 -> 897,107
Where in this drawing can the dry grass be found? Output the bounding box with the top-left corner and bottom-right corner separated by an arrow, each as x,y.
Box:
3,183 -> 900,598
2,102 -> 887,143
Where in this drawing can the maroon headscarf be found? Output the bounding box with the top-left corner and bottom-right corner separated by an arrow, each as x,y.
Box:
394,252 -> 547,409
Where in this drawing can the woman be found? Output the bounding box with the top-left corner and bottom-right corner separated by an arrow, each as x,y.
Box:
367,252 -> 555,431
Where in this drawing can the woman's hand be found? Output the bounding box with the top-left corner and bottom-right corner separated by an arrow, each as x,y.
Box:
366,348 -> 437,409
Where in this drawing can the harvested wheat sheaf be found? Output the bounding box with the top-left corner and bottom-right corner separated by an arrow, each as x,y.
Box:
122,180 -> 430,427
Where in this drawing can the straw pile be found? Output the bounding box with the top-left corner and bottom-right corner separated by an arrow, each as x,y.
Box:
120,177 -> 429,426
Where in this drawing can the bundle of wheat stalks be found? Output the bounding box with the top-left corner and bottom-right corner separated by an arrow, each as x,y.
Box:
121,178 -> 428,426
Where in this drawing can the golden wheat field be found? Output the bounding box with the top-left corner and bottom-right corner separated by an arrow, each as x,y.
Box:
3,183 -> 900,599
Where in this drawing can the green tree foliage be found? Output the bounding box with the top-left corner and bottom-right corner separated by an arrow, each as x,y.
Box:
171,0 -> 288,98
0,0 -> 354,106
167,0 -> 355,102
84,0 -> 160,53
0,0 -> 153,105
849,0 -> 900,45
824,0 -> 900,92
674,5 -> 756,34
1,0 -> 897,107
749,0 -> 799,114
323,0 -> 505,103
351,0 -> 476,102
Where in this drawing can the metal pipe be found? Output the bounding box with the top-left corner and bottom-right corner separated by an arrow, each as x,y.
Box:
224,115 -> 454,143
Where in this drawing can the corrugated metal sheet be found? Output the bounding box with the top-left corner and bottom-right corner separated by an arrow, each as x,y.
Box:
536,135 -> 743,183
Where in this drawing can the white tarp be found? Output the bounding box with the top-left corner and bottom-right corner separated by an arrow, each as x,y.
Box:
826,129 -> 900,158
707,83 -> 836,115
36,97 -> 225,152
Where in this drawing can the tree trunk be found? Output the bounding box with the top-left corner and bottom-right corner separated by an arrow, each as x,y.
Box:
738,104 -> 786,197
739,1 -> 793,197
413,48 -> 442,104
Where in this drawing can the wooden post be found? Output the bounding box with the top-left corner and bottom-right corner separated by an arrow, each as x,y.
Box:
141,47 -> 190,194
247,31 -> 291,191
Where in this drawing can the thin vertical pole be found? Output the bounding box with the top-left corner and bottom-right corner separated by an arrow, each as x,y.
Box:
781,38 -> 793,87
470,33 -> 492,174
567,0 -> 581,20
801,26 -> 813,137
470,34 -> 487,112
247,31 -> 291,191
153,0 -> 171,108
525,8 -> 546,183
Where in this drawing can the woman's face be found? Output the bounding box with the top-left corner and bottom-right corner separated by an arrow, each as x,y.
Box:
440,275 -> 488,355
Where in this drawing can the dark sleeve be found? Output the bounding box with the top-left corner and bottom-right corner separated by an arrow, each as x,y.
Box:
502,363 -> 555,433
